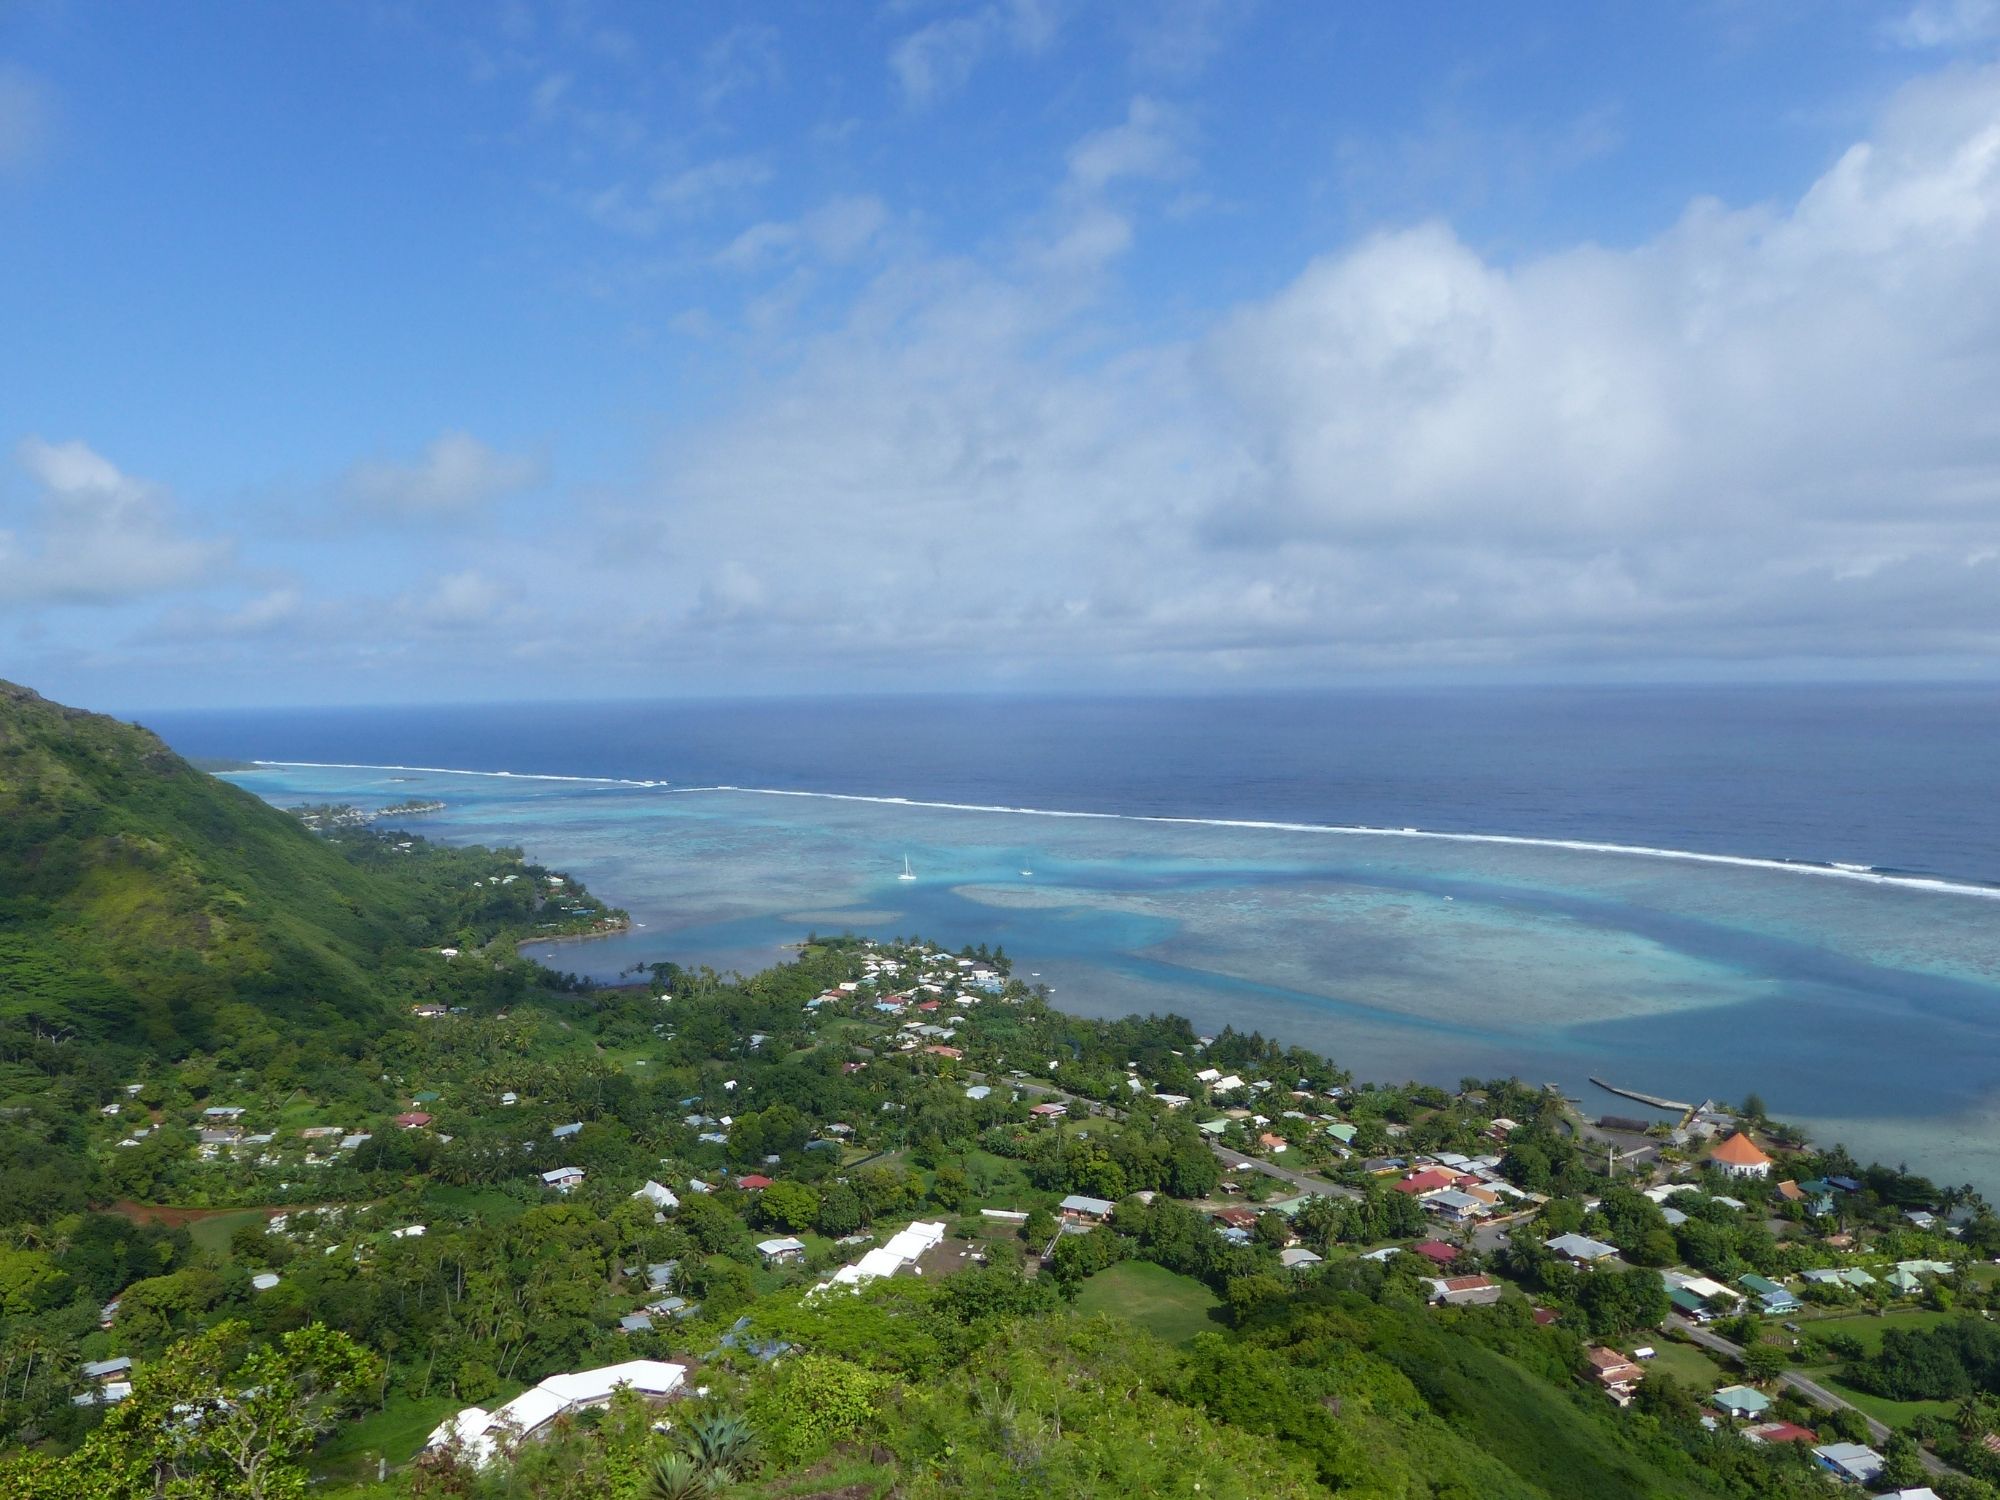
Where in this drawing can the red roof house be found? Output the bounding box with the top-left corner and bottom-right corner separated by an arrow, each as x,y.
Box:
1394,1167 -> 1457,1195
1743,1421 -> 1818,1445
734,1174 -> 774,1191
392,1111 -> 432,1129
1411,1240 -> 1459,1266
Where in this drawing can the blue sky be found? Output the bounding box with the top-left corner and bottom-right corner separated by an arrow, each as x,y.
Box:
4,1 -> 2000,709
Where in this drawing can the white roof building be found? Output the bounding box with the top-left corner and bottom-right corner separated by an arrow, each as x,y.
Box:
426,1360 -> 688,1469
632,1180 -> 680,1210
812,1220 -> 947,1296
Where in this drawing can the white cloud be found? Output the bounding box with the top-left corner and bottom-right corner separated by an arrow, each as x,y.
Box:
344,432 -> 544,517
888,0 -> 1063,106
607,60 -> 2000,679
804,195 -> 889,260
1888,0 -> 2000,48
1026,203 -> 1133,275
586,155 -> 774,235
697,23 -> 783,109
1009,99 -> 1192,283
401,569 -> 514,630
152,587 -> 307,642
530,71 -> 573,122
0,64 -> 51,177
714,194 -> 887,270
1066,97 -> 1189,192
0,440 -> 228,607
1124,0 -> 1250,78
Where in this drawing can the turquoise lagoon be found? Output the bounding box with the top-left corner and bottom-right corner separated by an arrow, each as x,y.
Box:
229,764 -> 2000,1195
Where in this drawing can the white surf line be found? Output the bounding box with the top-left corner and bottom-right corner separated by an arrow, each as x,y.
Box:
231,763 -> 2000,903
667,785 -> 2000,903
244,759 -> 666,788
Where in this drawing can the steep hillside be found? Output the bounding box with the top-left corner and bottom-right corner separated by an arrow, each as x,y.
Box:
0,680 -> 421,1054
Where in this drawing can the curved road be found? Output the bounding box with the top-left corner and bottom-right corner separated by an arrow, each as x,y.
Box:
1668,1316 -> 1952,1481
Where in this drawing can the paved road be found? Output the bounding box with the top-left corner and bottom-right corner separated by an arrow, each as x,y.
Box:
1209,1143 -> 1360,1202
1668,1316 -> 1952,1480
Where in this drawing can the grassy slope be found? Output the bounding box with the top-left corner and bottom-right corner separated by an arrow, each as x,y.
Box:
0,680 -> 418,1057
1075,1261 -> 1226,1344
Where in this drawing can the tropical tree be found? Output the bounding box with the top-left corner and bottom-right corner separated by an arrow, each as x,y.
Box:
2,1320 -> 380,1500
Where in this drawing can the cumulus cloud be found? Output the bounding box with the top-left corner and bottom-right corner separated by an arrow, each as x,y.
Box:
614,60 -> 2000,678
1889,0 -> 2000,48
697,23 -> 783,109
399,569 -> 516,630
1066,97 -> 1189,192
0,440 -> 228,607
714,195 -> 888,270
586,155 -> 773,236
0,64 -> 52,177
152,587 -> 308,642
888,0 -> 1062,106
344,432 -> 544,517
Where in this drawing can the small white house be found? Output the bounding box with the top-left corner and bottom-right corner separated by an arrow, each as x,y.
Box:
542,1166 -> 584,1192
633,1180 -> 680,1211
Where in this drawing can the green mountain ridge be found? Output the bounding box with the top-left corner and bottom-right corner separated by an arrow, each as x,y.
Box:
0,679 -> 409,1055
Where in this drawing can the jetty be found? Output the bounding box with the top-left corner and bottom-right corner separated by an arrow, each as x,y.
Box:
1589,1077 -> 1693,1114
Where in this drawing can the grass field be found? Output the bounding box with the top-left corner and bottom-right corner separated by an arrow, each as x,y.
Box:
1789,1309 -> 1972,1430
959,1148 -> 1033,1207
1810,1372 -> 1956,1430
1639,1339 -> 1725,1392
312,1390 -> 462,1483
188,1208 -> 275,1258
1799,1308 -> 1957,1354
420,1183 -> 528,1223
1074,1262 -> 1225,1344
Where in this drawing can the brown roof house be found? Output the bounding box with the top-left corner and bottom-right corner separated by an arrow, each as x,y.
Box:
1707,1133 -> 1772,1180
1584,1347 -> 1646,1405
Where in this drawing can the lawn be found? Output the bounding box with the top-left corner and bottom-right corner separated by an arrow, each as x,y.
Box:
1074,1262 -> 1225,1345
421,1182 -> 527,1224
188,1208 -> 276,1259
1798,1308 -> 1956,1354
1810,1373 -> 1956,1431
1640,1339 -> 1725,1392
312,1390 -> 462,1483
958,1147 -> 1033,1208
1792,1308 -> 1968,1431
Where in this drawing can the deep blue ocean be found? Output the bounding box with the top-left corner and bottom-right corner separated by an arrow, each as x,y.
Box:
139,685 -> 2000,1191
145,685 -> 2000,877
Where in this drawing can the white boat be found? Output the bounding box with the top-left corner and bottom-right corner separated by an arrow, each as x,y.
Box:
1020,867 -> 1033,877
897,855 -> 916,882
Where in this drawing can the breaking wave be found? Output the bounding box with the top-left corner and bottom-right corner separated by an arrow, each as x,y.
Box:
238,763 -> 2000,902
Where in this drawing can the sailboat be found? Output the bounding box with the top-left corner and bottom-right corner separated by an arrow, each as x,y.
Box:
897,855 -> 916,881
